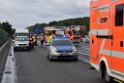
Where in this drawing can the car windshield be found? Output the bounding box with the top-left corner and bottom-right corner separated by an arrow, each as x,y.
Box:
16,33 -> 29,36
15,37 -> 29,41
51,40 -> 73,46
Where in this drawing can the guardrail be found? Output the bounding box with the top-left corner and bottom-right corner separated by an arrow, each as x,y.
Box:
0,28 -> 9,47
0,39 -> 11,81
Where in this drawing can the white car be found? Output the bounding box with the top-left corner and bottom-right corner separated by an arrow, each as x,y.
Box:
14,36 -> 30,51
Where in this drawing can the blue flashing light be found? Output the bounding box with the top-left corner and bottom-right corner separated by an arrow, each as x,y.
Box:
63,35 -> 66,37
53,34 -> 68,39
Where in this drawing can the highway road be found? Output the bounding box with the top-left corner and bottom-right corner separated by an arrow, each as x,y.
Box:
13,42 -> 107,83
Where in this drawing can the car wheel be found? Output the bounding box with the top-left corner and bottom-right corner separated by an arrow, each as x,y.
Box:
101,65 -> 113,83
14,48 -> 17,51
28,48 -> 31,51
104,69 -> 113,83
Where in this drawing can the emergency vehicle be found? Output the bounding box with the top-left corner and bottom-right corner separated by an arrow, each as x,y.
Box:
90,0 -> 124,82
47,35 -> 78,61
64,27 -> 82,45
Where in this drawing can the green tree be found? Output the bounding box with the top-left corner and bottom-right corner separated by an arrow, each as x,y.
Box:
26,17 -> 90,34
0,21 -> 15,35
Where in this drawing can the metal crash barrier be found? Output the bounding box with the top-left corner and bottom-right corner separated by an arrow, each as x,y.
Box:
0,28 -> 9,47
0,28 -> 11,80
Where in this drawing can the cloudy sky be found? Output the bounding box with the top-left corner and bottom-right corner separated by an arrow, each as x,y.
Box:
0,0 -> 91,29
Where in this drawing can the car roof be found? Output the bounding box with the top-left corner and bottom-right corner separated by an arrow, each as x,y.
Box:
16,36 -> 28,38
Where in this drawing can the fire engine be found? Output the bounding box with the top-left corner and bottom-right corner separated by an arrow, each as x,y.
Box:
90,0 -> 124,82
64,27 -> 82,45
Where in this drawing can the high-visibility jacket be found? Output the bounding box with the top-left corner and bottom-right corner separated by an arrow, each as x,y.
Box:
32,36 -> 36,43
47,35 -> 53,44
69,35 -> 73,40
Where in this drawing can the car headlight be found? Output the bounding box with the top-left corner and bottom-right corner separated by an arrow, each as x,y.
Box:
51,49 -> 56,52
50,46 -> 57,52
72,46 -> 77,52
14,43 -> 18,46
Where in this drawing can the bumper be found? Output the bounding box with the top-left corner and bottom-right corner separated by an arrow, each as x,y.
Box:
49,52 -> 78,60
14,46 -> 30,50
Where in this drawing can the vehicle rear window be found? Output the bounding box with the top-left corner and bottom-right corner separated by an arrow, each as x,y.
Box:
51,40 -> 73,46
16,33 -> 29,36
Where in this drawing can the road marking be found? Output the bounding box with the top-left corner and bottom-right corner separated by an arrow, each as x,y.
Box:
78,52 -> 89,56
81,47 -> 89,50
78,56 -> 90,64
114,79 -> 123,83
1,43 -> 17,83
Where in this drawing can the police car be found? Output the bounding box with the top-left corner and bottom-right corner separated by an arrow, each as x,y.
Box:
47,35 -> 78,61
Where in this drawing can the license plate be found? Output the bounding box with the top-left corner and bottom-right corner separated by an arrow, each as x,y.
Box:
60,53 -> 66,56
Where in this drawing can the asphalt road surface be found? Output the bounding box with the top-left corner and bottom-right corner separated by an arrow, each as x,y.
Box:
14,42 -> 107,83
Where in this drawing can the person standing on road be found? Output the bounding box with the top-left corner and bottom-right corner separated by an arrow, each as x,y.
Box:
69,34 -> 73,40
29,35 -> 34,49
34,34 -> 38,45
47,33 -> 54,44
40,34 -> 45,46
32,35 -> 36,48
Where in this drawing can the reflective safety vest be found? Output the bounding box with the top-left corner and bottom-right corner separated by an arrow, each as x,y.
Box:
47,36 -> 53,44
32,36 -> 36,43
69,35 -> 73,40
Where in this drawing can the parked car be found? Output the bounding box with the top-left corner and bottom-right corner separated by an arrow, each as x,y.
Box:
14,36 -> 30,51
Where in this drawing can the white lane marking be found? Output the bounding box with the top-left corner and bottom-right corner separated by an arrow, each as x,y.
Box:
81,47 -> 89,50
78,56 -> 90,64
1,43 -> 17,83
78,52 -> 89,56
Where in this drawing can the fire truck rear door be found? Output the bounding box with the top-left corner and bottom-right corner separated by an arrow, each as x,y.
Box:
90,7 -> 98,60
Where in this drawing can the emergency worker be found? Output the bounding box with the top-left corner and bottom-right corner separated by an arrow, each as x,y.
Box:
40,34 -> 45,46
34,34 -> 38,45
29,35 -> 34,49
32,35 -> 36,47
69,34 -> 73,40
47,33 -> 54,44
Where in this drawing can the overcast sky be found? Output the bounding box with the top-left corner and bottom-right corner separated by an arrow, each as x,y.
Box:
0,0 -> 91,29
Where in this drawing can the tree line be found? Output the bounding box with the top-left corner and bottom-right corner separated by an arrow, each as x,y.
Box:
26,17 -> 90,34
0,22 -> 15,35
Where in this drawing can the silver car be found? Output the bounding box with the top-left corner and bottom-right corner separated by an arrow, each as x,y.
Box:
14,36 -> 30,51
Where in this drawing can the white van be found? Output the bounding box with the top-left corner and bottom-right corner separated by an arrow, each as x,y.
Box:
15,29 -> 29,37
